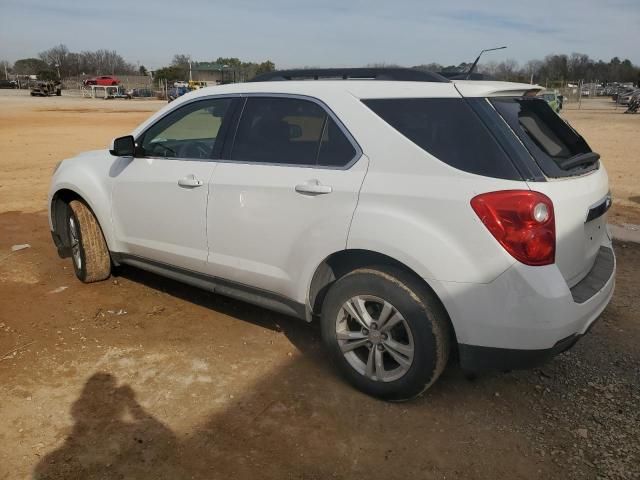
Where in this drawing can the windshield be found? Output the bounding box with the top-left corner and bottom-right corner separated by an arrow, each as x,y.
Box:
490,97 -> 597,177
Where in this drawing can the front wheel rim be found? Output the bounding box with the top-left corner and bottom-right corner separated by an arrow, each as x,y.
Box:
69,216 -> 82,270
336,295 -> 414,383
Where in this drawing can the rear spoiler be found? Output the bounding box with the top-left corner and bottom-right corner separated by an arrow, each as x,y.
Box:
453,80 -> 544,98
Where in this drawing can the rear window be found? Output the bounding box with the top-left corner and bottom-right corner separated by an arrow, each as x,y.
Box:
490,97 -> 598,177
362,98 -> 521,180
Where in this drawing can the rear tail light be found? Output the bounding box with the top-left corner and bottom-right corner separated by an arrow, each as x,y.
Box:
471,190 -> 555,266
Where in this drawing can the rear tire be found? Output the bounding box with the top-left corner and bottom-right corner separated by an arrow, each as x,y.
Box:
67,200 -> 111,283
320,266 -> 450,401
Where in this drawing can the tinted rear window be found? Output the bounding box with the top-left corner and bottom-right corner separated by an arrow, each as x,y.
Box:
362,98 -> 521,180
490,97 -> 597,177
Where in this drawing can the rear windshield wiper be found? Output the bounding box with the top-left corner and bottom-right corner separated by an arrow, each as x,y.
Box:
557,152 -> 600,170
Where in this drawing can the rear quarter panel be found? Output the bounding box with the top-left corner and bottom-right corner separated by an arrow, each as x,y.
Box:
342,93 -> 526,286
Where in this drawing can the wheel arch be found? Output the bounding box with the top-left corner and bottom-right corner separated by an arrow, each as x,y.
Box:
307,249 -> 458,346
50,187 -> 113,257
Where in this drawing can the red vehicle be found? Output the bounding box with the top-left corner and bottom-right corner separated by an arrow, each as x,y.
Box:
83,75 -> 120,86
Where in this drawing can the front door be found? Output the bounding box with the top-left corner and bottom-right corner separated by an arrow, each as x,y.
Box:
111,97 -> 233,272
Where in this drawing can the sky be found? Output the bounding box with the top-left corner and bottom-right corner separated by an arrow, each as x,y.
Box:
1,0 -> 639,70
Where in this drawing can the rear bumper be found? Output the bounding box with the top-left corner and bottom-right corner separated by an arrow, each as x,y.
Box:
458,332 -> 583,371
440,244 -> 615,371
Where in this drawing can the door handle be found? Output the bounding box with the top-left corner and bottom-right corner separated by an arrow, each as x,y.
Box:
295,180 -> 332,195
178,175 -> 204,188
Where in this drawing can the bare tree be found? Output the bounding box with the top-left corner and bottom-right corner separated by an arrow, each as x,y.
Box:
39,44 -> 70,78
495,59 -> 519,81
0,60 -> 12,79
172,54 -> 192,67
524,59 -> 544,83
412,63 -> 443,73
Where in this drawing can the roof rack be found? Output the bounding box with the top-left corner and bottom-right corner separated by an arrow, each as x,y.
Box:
251,68 -> 449,83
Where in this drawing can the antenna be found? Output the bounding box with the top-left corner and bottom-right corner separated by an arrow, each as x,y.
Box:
465,46 -> 507,80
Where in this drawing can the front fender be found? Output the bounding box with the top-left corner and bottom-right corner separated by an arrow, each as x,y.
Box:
48,151 -> 119,252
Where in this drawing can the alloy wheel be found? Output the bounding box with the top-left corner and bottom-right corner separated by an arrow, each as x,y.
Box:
336,295 -> 414,382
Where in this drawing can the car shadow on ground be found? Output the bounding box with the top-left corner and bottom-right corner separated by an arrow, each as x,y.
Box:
111,264 -> 326,364
34,265 -> 529,479
110,263 -> 480,388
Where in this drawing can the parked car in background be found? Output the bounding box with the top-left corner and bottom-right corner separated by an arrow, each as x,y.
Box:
618,89 -> 640,105
167,85 -> 189,102
174,81 -> 189,88
105,86 -> 131,100
188,80 -> 208,90
127,88 -> 155,98
48,68 -> 615,400
30,81 -> 61,96
84,75 -> 120,86
541,91 -> 562,113
0,79 -> 18,89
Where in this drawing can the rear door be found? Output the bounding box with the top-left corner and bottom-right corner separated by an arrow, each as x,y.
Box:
205,95 -> 367,302
490,97 -> 610,286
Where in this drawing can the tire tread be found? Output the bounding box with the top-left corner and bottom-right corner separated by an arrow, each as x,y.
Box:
68,200 -> 111,283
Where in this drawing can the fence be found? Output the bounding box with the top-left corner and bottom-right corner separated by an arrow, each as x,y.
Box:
61,74 -> 154,90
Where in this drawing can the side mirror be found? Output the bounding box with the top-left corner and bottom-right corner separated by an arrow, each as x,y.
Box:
109,135 -> 135,157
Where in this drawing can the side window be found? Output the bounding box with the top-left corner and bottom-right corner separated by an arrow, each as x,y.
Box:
363,98 -> 521,180
139,98 -> 232,159
317,117 -> 357,167
231,97 -> 326,165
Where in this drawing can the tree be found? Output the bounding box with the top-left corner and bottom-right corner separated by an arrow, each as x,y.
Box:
568,53 -> 591,80
524,59 -> 544,83
13,58 -> 49,75
412,63 -> 443,73
37,70 -> 58,82
495,59 -> 519,81
153,65 -> 187,83
171,54 -> 191,67
139,65 -> 148,76
214,57 -> 242,68
255,60 -> 275,76
39,44 -> 70,78
0,60 -> 12,79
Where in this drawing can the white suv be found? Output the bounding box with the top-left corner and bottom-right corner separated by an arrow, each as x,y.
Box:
49,69 -> 615,400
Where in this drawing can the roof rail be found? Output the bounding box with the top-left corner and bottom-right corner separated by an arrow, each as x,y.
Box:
438,71 -> 493,81
251,68 -> 449,83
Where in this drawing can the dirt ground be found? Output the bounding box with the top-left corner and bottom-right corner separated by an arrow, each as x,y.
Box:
0,90 -> 638,479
